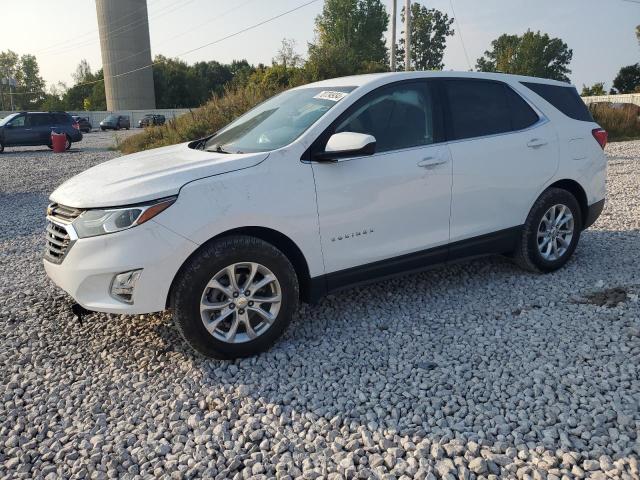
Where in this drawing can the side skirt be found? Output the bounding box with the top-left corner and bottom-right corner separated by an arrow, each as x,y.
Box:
305,226 -> 522,303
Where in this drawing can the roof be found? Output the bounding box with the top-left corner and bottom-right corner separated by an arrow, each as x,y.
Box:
296,71 -> 572,90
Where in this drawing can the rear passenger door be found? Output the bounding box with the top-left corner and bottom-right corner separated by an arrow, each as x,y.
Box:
443,79 -> 559,245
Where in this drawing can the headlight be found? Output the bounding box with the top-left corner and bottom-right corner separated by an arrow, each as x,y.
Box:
72,197 -> 176,238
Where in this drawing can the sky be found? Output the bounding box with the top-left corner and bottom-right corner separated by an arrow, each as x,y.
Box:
0,0 -> 638,92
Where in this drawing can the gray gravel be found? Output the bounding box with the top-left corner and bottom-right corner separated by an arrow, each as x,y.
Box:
1,134 -> 639,479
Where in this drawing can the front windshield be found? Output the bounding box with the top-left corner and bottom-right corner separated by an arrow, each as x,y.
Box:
104,115 -> 117,122
203,86 -> 355,153
0,113 -> 20,126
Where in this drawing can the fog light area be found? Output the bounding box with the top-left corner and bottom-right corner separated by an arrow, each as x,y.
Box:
110,269 -> 142,304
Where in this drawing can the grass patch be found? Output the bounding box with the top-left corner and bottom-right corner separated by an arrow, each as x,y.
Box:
590,103 -> 640,142
119,84 -> 285,154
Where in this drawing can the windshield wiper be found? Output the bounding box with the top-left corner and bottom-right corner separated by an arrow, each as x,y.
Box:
205,144 -> 233,154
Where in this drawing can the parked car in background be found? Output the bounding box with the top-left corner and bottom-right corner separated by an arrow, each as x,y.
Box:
0,111 -> 82,153
72,116 -> 92,133
44,71 -> 607,359
100,114 -> 130,131
138,114 -> 166,128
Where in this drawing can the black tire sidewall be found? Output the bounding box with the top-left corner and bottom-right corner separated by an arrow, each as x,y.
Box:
525,189 -> 582,272
65,136 -> 71,150
172,236 -> 299,359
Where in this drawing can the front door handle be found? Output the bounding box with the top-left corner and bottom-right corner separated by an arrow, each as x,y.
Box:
417,157 -> 448,169
527,138 -> 548,148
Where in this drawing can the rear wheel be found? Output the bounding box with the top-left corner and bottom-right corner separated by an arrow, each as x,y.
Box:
1,141 -> 5,153
513,188 -> 582,272
171,235 -> 299,359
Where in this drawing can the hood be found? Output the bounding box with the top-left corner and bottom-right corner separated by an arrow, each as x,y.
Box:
50,142 -> 269,208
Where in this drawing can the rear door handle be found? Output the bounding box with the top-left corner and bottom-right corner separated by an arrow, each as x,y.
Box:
417,157 -> 448,169
527,138 -> 548,148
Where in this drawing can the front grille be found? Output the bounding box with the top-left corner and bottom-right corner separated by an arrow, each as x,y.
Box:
48,203 -> 83,223
44,203 -> 83,264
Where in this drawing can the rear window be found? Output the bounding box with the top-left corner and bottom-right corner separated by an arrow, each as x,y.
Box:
521,82 -> 594,122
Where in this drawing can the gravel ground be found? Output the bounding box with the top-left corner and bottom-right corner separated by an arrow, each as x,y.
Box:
0,135 -> 638,480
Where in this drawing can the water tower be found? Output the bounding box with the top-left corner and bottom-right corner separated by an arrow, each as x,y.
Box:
95,0 -> 156,110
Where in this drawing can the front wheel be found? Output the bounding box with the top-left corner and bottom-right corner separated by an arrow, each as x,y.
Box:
0,142 -> 4,153
171,235 -> 299,359
513,188 -> 582,272
65,135 -> 71,150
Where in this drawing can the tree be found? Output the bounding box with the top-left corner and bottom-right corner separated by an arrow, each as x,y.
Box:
15,54 -> 46,109
62,62 -> 105,110
396,4 -> 454,71
273,39 -> 304,69
306,0 -> 389,80
476,30 -> 573,82
612,64 -> 640,94
581,82 -> 606,96
73,59 -> 92,84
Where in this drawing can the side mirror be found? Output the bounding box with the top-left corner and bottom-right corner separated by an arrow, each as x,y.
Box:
314,132 -> 376,162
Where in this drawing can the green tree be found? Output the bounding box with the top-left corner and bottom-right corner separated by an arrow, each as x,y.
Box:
476,30 -> 573,82
612,64 -> 640,94
62,62 -> 105,110
396,4 -> 454,71
581,82 -> 606,96
273,38 -> 304,69
306,0 -> 389,80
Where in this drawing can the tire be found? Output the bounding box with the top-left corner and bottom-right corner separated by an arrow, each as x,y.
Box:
171,235 -> 299,359
0,142 -> 4,153
101,127 -> 105,131
513,188 -> 582,273
65,135 -> 71,150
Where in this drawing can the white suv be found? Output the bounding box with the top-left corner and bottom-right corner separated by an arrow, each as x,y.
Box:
44,72 -> 608,358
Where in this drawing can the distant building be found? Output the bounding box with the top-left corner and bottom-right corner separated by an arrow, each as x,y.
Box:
96,0 -> 156,110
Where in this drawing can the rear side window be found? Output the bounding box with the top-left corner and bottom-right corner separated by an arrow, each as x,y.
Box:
505,88 -> 539,130
521,82 -> 594,122
444,80 -> 512,140
54,113 -> 71,124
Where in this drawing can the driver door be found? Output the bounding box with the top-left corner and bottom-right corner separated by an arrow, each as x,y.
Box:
311,80 -> 452,288
3,114 -> 29,145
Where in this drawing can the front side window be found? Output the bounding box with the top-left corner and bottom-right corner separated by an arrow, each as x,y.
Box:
0,113 -> 21,126
334,82 -> 436,152
203,86 -> 355,154
6,114 -> 25,127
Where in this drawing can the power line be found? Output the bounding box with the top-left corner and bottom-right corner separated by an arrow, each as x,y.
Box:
36,0 -> 167,55
45,0 -> 196,57
102,0 -> 257,69
5,0 -> 321,96
449,0 -> 472,71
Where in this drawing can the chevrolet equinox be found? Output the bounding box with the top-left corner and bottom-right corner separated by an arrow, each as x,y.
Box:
44,72 -> 608,358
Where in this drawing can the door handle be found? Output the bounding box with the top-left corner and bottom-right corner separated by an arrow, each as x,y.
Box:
527,138 -> 548,148
417,157 -> 448,169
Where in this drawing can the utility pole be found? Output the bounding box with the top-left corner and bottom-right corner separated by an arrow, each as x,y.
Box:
390,0 -> 397,71
404,0 -> 411,71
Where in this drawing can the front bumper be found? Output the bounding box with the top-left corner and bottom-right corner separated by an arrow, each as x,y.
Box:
44,220 -> 198,314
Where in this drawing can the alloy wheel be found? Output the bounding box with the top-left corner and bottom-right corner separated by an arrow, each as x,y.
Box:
537,204 -> 575,261
200,262 -> 282,343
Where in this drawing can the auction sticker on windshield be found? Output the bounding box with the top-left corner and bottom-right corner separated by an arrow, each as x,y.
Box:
314,91 -> 349,102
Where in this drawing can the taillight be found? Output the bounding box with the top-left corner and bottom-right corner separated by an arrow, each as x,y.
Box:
592,128 -> 608,150
72,122 -> 80,130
